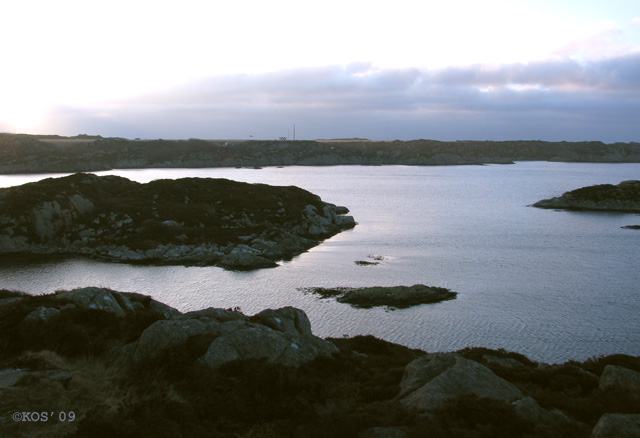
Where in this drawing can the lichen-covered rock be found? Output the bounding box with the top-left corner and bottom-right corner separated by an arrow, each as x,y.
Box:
131,318 -> 226,363
253,307 -> 313,336
54,287 -> 133,317
50,287 -> 180,319
591,414 -> 640,438
200,321 -> 337,369
129,305 -> 338,369
511,396 -> 572,426
599,365 -> 640,392
24,306 -> 61,323
396,353 -> 524,412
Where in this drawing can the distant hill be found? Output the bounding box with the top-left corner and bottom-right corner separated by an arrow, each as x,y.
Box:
1,134 -> 639,173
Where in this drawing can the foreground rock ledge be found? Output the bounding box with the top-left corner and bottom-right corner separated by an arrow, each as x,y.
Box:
302,284 -> 458,309
0,173 -> 355,269
533,180 -> 640,212
1,287 -> 639,437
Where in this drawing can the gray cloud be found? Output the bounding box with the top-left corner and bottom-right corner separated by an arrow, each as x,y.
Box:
45,54 -> 640,142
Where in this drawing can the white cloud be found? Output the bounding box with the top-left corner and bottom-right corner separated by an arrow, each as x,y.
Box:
38,53 -> 640,142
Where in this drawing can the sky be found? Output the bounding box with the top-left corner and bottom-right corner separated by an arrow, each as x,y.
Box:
1,0 -> 639,142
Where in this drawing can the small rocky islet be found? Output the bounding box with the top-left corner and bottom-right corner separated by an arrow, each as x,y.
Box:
1,287 -> 639,437
0,173 -> 356,269
533,180 -> 640,213
302,284 -> 458,309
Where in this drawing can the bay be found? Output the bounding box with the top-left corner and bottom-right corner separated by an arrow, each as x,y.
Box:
1,162 -> 639,363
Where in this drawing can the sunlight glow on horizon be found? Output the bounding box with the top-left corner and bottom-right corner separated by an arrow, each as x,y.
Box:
1,0 -> 639,139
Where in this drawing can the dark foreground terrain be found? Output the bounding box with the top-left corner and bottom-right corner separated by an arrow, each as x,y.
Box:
1,134 -> 640,173
0,173 -> 355,269
1,288 -> 639,438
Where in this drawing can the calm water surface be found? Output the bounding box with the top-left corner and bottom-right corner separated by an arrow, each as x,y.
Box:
1,162 -> 639,363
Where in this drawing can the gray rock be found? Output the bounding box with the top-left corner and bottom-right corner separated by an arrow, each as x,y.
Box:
599,365 -> 640,392
53,287 -> 180,319
201,325 -> 290,369
55,287 -> 131,317
219,248 -> 278,269
591,414 -> 640,438
254,307 -> 313,336
359,426 -> 407,438
181,307 -> 248,323
199,307 -> 337,369
396,353 -> 524,412
0,296 -> 24,307
24,306 -> 61,323
131,317 -> 230,363
512,396 -> 572,426
147,298 -> 182,319
0,369 -> 28,387
482,354 -> 525,369
0,368 -> 73,387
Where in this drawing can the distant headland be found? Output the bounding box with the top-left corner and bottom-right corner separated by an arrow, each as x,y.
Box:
1,133 -> 639,173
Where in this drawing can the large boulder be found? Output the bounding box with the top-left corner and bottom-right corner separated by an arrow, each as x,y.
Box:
599,365 -> 640,392
129,306 -> 337,369
591,414 -> 640,438
512,396 -> 573,426
200,308 -> 337,369
253,306 -> 313,336
54,287 -> 134,317
396,353 -> 524,412
52,287 -> 180,319
132,318 -> 226,363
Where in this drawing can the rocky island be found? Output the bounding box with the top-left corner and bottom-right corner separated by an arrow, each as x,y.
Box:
1,287 -> 639,437
0,173 -> 356,269
533,180 -> 640,213
303,284 -> 458,309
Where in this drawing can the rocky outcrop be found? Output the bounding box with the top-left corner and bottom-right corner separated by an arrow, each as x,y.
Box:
0,173 -> 355,269
533,180 -> 640,212
395,353 -> 524,412
591,414 -> 640,438
130,305 -> 338,368
303,284 -> 457,309
599,365 -> 640,392
395,352 -> 582,428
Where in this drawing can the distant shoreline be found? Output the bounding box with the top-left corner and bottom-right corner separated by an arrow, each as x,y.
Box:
1,133 -> 639,174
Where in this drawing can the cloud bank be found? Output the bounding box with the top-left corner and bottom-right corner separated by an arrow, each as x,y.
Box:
45,53 -> 640,142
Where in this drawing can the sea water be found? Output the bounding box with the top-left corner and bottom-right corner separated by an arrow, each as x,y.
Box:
1,162 -> 639,363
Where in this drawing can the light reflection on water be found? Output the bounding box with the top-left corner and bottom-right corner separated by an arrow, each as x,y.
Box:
1,162 -> 639,363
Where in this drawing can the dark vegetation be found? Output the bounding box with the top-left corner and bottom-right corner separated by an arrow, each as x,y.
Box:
0,172 -> 327,250
1,134 -> 640,173
1,292 -> 639,437
533,180 -> 640,212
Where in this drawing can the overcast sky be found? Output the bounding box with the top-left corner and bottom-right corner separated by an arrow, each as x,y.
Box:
2,0 -> 639,141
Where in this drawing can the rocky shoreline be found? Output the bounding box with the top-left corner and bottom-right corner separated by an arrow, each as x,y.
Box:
0,173 -> 356,269
1,287 -> 639,437
533,180 -> 640,213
